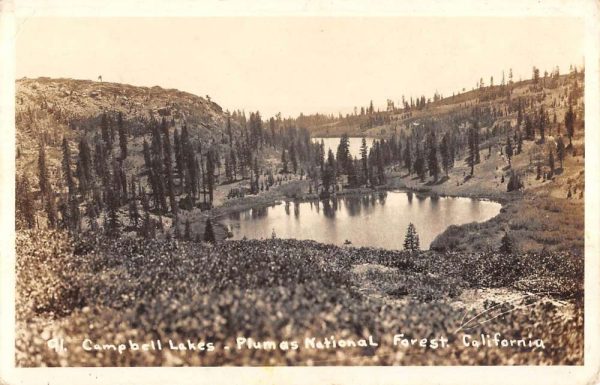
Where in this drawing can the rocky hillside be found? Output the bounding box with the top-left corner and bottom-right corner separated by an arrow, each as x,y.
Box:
16,77 -> 231,179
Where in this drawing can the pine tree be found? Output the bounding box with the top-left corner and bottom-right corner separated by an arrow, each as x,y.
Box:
141,197 -> 152,238
105,182 -> 120,237
173,219 -> 182,240
404,138 -> 412,174
161,118 -> 178,215
403,222 -> 420,251
467,123 -> 478,176
548,148 -> 555,178
180,125 -> 193,191
525,115 -> 534,140
76,138 -> 92,197
143,139 -> 160,210
68,195 -> 80,232
347,158 -> 358,186
224,155 -> 232,182
94,141 -> 109,184
112,159 -> 127,205
58,198 -> 70,230
118,112 -> 128,160
427,132 -> 439,181
532,66 -> 540,84
474,124 -> 480,164
318,140 -> 325,172
229,150 -> 237,181
539,105 -> 546,142
557,136 -> 565,168
360,137 -> 369,184
281,149 -> 288,173
414,144 -> 426,182
44,192 -> 57,229
38,144 -> 50,201
184,219 -> 192,241
440,134 -> 451,177
227,115 -> 233,145
61,138 -> 75,196
205,150 -> 215,206
499,232 -> 514,254
565,104 -> 575,148
128,179 -> 140,228
16,176 -> 36,229
507,171 -> 523,192
322,149 -> 337,194
336,134 -> 351,175
376,142 -> 385,185
505,136 -> 513,167
101,112 -> 112,149
290,144 -> 298,174
203,218 -> 216,243
173,128 -> 183,182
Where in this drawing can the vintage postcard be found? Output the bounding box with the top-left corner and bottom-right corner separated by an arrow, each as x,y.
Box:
1,0 -> 599,384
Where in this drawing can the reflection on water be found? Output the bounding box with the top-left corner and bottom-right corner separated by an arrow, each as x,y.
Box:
220,191 -> 501,250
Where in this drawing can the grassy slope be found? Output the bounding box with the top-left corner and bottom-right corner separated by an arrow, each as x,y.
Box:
16,230 -> 583,366
388,130 -> 585,254
379,77 -> 584,254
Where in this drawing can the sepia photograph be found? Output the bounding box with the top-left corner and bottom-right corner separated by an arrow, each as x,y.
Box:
1,1 -> 600,383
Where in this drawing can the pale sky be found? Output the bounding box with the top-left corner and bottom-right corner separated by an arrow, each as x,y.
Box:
16,17 -> 584,117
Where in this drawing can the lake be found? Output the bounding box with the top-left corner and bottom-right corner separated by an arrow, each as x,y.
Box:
220,191 -> 501,250
312,137 -> 375,159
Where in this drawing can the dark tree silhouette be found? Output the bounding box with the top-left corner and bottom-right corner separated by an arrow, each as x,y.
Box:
565,104 -> 576,148
118,112 -> 128,160
281,149 -> 288,173
360,137 -> 369,184
61,138 -> 74,196
16,176 -> 35,229
427,132 -> 439,182
184,219 -> 192,241
403,222 -> 420,251
548,148 -> 555,178
440,134 -> 451,177
203,218 -> 216,243
161,118 -> 177,216
499,231 -> 515,254
76,138 -> 92,197
38,144 -> 50,201
507,171 -> 523,192
505,136 -> 513,167
557,136 -> 566,168
467,122 -> 479,176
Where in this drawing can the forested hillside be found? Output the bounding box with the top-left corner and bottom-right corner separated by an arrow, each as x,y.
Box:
15,77 -> 318,237
16,68 -> 585,252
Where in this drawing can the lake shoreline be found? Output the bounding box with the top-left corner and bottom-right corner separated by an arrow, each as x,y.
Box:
206,159 -> 582,254
208,178 -> 508,249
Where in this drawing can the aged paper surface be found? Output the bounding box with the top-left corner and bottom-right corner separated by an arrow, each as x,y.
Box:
1,0 -> 599,384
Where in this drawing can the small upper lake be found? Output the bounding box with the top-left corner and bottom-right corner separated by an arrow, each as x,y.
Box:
220,191 -> 501,250
312,137 -> 375,159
